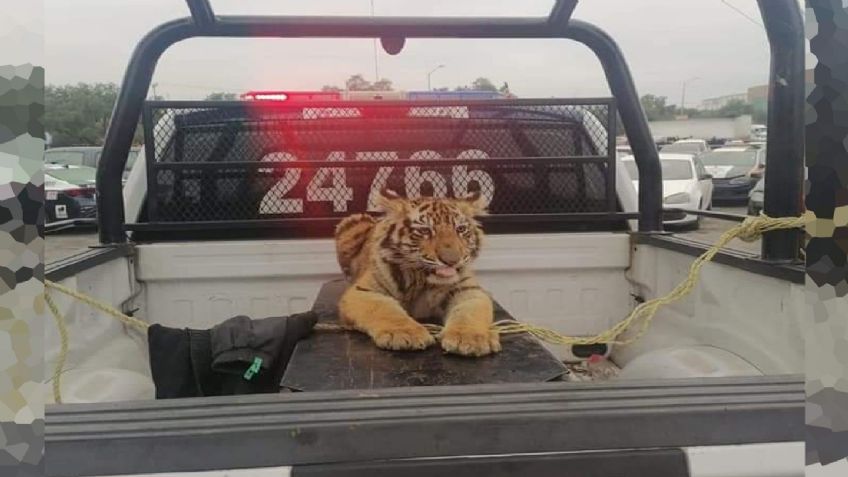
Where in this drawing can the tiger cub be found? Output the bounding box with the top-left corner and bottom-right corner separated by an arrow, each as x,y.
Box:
334,190 -> 500,357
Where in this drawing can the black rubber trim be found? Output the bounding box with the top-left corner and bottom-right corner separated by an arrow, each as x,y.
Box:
634,234 -> 805,284
664,207 -> 750,222
45,218 -> 98,234
45,245 -> 134,283
44,375 -> 802,476
291,449 -> 689,477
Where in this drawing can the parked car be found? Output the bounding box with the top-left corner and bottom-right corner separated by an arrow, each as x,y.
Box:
750,124 -> 767,141
659,139 -> 710,157
44,146 -> 101,168
45,146 -> 141,184
44,164 -> 98,231
748,177 -> 764,216
701,146 -> 766,204
622,153 -> 714,228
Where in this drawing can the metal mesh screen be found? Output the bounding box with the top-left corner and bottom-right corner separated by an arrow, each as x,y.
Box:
142,99 -> 616,226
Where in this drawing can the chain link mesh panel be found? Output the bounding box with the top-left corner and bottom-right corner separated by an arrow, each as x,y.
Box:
142,99 -> 616,225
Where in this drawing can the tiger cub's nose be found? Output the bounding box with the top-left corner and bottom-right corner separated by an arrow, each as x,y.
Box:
437,246 -> 462,266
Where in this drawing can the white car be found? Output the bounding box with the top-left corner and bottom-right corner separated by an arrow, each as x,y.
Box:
659,139 -> 710,157
622,153 -> 714,228
750,124 -> 767,141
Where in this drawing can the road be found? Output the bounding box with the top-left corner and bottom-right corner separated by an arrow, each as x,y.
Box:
45,228 -> 101,263
44,207 -> 758,263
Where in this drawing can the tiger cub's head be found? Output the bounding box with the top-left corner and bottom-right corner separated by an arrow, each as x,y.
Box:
376,190 -> 487,285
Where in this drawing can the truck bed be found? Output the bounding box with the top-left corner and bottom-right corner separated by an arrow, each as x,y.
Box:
44,230 -> 803,405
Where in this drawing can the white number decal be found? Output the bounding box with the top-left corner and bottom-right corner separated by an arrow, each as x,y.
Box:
257,148 -> 498,215
359,151 -> 398,211
404,150 -> 448,199
452,149 -> 495,206
259,151 -> 303,214
307,151 -> 354,212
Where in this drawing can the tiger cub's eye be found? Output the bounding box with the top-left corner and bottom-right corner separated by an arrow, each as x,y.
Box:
455,224 -> 469,234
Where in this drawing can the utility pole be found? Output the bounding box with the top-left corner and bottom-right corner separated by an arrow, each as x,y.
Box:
371,0 -> 380,82
680,77 -> 700,114
427,64 -> 445,90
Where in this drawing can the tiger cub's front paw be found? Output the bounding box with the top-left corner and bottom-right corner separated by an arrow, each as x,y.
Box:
440,326 -> 501,357
371,322 -> 436,351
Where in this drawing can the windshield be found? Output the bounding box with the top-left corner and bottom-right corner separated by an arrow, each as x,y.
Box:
45,150 -> 85,166
701,150 -> 758,167
660,142 -> 702,154
623,159 -> 692,181
45,166 -> 97,184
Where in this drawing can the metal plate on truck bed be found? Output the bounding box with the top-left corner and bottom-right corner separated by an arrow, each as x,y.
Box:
281,279 -> 567,391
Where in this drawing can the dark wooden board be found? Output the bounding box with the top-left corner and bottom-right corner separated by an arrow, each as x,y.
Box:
281,279 -> 567,391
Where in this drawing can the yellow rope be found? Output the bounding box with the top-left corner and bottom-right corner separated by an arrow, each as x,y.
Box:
487,212 -> 813,345
43,280 -> 150,404
44,280 -> 150,332
42,212 -> 813,403
43,290 -> 68,404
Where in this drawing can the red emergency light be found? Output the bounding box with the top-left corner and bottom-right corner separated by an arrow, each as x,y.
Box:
241,90 -> 342,102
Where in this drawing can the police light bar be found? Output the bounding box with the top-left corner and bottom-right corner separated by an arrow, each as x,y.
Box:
241,91 -> 288,101
241,91 -> 342,102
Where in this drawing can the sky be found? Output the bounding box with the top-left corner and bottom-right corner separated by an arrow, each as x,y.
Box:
44,0 -> 814,107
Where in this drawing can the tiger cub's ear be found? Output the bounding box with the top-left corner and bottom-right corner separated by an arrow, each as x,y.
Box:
456,190 -> 488,217
375,189 -> 407,216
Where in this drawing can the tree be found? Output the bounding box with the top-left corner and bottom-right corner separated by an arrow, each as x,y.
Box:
205,92 -> 238,100
498,81 -> 517,98
321,85 -> 342,92
345,74 -> 373,91
342,74 -> 394,91
452,77 -> 505,93
45,83 -> 119,147
639,94 -> 677,121
45,82 -> 166,147
372,78 -> 393,91
470,77 -> 498,92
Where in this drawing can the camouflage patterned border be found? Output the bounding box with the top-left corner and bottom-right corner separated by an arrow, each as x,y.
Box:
0,1 -> 845,475
0,2 -> 45,476
805,0 -> 848,472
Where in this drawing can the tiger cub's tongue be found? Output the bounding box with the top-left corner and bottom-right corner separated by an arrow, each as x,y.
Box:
434,266 -> 457,278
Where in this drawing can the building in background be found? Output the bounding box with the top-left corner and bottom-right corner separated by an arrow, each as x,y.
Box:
700,93 -> 748,111
747,68 -> 814,121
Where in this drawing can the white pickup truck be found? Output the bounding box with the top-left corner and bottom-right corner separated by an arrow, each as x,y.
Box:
42,1 -> 808,476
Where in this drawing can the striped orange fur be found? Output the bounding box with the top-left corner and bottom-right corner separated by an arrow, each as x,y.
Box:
334,190 -> 500,357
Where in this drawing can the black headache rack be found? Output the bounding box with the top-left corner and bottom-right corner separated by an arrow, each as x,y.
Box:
94,0 -> 805,262
130,98 -> 627,240
97,0 -> 668,244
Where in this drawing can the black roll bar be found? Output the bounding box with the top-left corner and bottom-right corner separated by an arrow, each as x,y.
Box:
757,0 -> 805,262
96,0 -> 666,243
186,0 -> 215,29
548,0 -> 579,29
